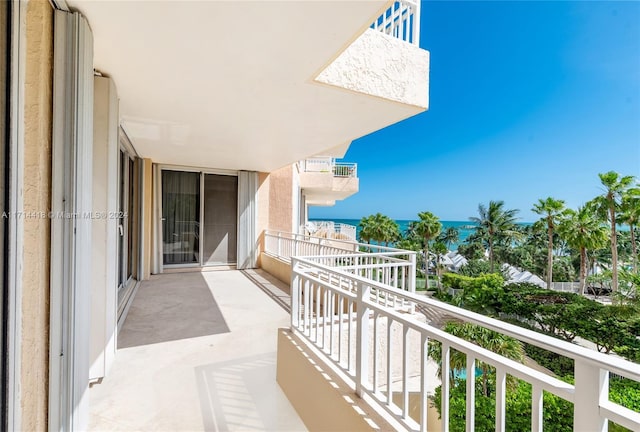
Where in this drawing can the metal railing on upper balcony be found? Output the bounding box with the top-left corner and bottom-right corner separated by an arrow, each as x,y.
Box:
285,252 -> 640,432
371,0 -> 421,46
299,157 -> 358,178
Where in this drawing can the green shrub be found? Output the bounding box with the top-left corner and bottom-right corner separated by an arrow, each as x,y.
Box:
432,378 -> 573,431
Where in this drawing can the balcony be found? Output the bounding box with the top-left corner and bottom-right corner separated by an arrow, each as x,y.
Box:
88,270 -> 306,431
266,232 -> 640,432
299,158 -> 359,206
371,0 -> 421,46
85,229 -> 640,431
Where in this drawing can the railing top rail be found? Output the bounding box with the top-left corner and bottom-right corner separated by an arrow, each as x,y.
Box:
296,268 -> 574,400
292,256 -> 640,381
301,253 -> 414,263
264,230 -> 412,255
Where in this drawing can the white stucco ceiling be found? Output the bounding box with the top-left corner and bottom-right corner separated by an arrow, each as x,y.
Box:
69,1 -> 424,172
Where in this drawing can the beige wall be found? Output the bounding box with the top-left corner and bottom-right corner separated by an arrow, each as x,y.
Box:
260,253 -> 291,285
277,329 -> 395,432
257,164 -> 300,266
268,164 -> 295,233
20,0 -> 54,428
391,393 -> 443,430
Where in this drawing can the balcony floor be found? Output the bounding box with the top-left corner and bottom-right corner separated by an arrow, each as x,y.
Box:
88,270 -> 307,431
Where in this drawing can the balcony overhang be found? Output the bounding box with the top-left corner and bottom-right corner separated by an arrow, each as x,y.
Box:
67,1 -> 429,172
300,171 -> 359,204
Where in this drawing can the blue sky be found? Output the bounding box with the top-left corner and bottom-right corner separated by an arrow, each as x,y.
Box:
310,1 -> 640,223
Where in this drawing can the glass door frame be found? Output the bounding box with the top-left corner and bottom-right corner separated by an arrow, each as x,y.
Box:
156,164 -> 239,271
116,131 -> 140,315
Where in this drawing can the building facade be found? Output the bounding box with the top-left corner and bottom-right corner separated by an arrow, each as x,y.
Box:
1,1 -> 429,429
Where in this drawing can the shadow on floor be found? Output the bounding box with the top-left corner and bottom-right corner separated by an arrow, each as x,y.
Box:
194,353 -> 302,432
240,269 -> 291,312
118,273 -> 230,349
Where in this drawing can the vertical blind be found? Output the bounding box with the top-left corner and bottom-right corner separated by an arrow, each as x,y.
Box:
237,171 -> 258,269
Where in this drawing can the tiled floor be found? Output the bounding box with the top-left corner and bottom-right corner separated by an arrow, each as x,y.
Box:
88,270 -> 306,431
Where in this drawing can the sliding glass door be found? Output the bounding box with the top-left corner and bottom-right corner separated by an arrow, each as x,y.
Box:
162,170 -> 200,265
203,174 -> 238,265
117,145 -> 140,311
161,170 -> 237,267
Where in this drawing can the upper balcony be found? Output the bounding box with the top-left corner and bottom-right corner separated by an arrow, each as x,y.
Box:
69,0 -> 429,172
298,157 -> 360,206
370,0 -> 421,46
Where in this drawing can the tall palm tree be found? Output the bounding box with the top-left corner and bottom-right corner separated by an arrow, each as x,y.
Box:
532,197 -> 566,289
559,206 -> 609,295
593,172 -> 635,293
438,226 -> 460,250
432,241 -> 448,290
414,211 -> 442,289
620,191 -> 640,272
469,201 -> 520,272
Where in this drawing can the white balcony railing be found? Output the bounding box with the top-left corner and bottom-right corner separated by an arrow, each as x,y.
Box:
264,230 -> 416,295
301,221 -> 357,241
371,0 -> 421,46
285,253 -> 640,432
299,157 -> 358,178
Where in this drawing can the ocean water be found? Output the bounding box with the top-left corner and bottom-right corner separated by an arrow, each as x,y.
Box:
310,218 -> 476,250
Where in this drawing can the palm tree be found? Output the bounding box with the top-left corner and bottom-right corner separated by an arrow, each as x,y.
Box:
620,190 -> 640,272
381,217 -> 401,247
432,241 -> 448,290
469,201 -> 521,272
359,213 -> 398,246
559,206 -> 609,295
592,171 -> 635,293
532,197 -> 566,289
414,211 -> 442,289
358,215 -> 375,244
438,226 -> 460,250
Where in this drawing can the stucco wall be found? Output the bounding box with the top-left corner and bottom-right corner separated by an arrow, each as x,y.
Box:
268,164 -> 294,233
21,0 -> 54,428
260,253 -> 291,285
316,29 -> 430,109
